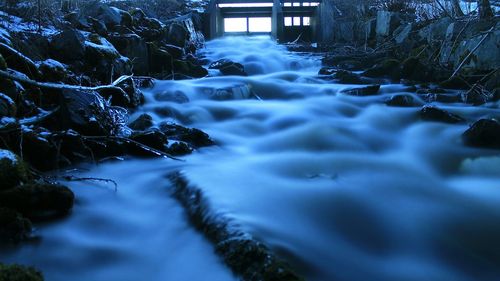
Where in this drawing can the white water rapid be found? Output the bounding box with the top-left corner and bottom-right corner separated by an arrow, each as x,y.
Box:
2,36 -> 500,281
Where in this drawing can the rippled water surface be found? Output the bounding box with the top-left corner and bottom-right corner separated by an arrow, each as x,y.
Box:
2,36 -> 500,281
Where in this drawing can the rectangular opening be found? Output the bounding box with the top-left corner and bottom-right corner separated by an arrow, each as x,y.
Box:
284,2 -> 292,7
292,2 -> 300,6
224,18 -> 247,32
284,17 -> 292,26
303,16 -> 310,26
303,2 -> 311,6
218,3 -> 273,8
248,17 -> 271,32
293,17 -> 301,26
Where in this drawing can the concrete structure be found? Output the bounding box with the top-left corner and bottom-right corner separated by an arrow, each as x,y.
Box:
205,0 -> 323,42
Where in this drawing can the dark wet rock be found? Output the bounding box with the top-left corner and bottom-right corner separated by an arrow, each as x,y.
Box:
64,11 -> 89,30
385,94 -> 417,107
109,33 -> 148,75
88,3 -> 122,29
209,59 -> 247,76
420,106 -> 465,124
319,68 -> 372,84
173,60 -> 208,78
130,129 -> 168,153
362,59 -> 401,79
147,42 -> 173,75
0,150 -> 29,191
96,86 -> 130,107
154,90 -> 190,103
0,208 -> 32,244
12,32 -> 51,62
58,89 -> 127,136
0,263 -> 44,281
112,75 -> 145,108
462,119 -> 500,149
168,173 -> 304,281
88,17 -> 108,37
165,141 -> 193,156
50,27 -> 86,63
159,122 -> 214,148
418,92 -> 463,103
0,42 -> 40,79
400,57 -> 433,82
163,44 -> 184,59
0,93 -> 16,117
341,84 -> 380,96
462,86 -> 494,105
167,22 -> 188,48
38,59 -> 68,82
128,114 -> 153,131
0,183 -> 74,219
493,88 -> 500,101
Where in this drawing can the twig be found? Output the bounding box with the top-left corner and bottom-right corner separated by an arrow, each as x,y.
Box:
450,26 -> 495,78
60,175 -> 119,192
82,135 -> 183,161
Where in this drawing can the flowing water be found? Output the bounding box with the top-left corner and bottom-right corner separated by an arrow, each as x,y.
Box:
2,36 -> 500,281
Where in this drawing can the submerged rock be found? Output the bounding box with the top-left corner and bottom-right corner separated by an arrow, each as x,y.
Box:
319,68 -> 372,84
462,119 -> 500,149
341,84 -> 380,96
0,150 -> 29,191
0,263 -> 44,281
159,122 -> 214,148
128,113 -> 153,131
209,59 -> 247,76
420,106 -> 465,123
0,183 -> 74,219
130,129 -> 168,152
0,208 -> 32,244
385,94 -> 417,107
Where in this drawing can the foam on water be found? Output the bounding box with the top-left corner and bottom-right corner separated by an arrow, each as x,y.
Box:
2,36 -> 499,281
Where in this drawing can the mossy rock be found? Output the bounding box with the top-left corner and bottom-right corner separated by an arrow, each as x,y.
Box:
0,183 -> 74,219
0,263 -> 43,281
0,150 -> 29,191
0,208 -> 32,243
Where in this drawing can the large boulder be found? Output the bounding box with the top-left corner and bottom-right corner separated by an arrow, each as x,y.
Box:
0,150 -> 29,191
147,42 -> 173,75
109,33 -> 149,75
0,43 -> 40,79
167,22 -> 188,48
38,59 -> 69,82
420,105 -> 465,124
462,119 -> 500,149
376,11 -> 402,37
50,27 -> 86,63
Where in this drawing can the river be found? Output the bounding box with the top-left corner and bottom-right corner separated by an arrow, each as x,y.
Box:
2,36 -> 500,281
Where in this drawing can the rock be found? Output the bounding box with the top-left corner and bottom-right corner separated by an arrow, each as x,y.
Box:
112,75 -> 144,108
0,93 -> 16,117
8,31 -> 50,62
439,76 -> 470,89
462,119 -> 500,149
0,183 -> 74,219
64,11 -> 89,30
159,122 -> 214,148
376,11 -> 402,37
109,33 -> 149,75
418,17 -> 453,43
88,17 -> 108,37
362,59 -> 401,79
0,43 -> 40,79
50,27 -> 86,63
173,60 -> 208,78
163,44 -> 184,59
0,208 -> 32,244
385,94 -> 417,107
0,263 -> 43,281
147,43 -> 173,74
92,3 -> 122,29
130,129 -> 168,152
393,23 -> 413,44
95,86 -> 130,107
209,59 -> 247,76
128,114 -> 153,131
420,105 -> 465,123
154,90 -> 190,103
401,57 -> 433,82
167,22 -> 188,48
341,84 -> 380,96
319,69 -> 372,84
210,84 -> 252,100
462,86 -> 495,105
165,141 -> 193,156
84,34 -> 131,82
38,59 -> 68,82
58,88 -> 127,136
0,150 -> 29,191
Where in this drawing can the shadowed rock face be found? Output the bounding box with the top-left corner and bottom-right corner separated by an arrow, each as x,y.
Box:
462,119 -> 500,149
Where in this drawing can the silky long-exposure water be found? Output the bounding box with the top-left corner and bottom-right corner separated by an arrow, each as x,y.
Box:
2,36 -> 500,281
